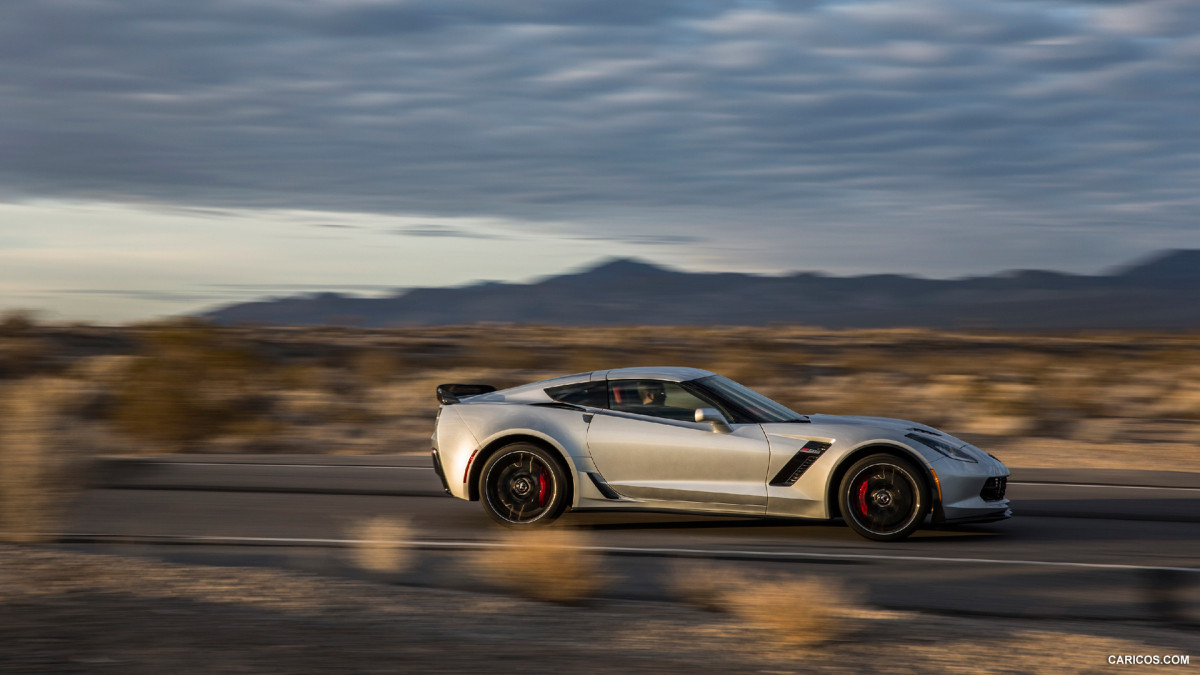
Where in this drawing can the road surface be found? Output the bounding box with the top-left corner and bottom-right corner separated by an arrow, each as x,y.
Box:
61,455 -> 1200,624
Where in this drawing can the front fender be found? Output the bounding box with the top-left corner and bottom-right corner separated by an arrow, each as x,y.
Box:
818,438 -> 940,520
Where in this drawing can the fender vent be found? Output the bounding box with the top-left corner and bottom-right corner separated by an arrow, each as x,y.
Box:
769,441 -> 832,486
907,427 -> 943,436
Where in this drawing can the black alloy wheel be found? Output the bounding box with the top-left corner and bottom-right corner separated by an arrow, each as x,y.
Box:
479,443 -> 568,527
838,453 -> 929,541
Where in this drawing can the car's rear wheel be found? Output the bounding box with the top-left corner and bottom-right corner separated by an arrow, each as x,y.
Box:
479,443 -> 568,527
838,453 -> 929,541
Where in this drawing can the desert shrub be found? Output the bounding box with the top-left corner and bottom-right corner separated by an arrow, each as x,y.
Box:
561,345 -> 612,374
346,516 -> 415,576
0,378 -> 94,543
353,349 -> 404,386
468,528 -> 608,604
276,364 -> 328,390
0,311 -> 54,379
1032,368 -> 1115,422
1150,347 -> 1200,369
831,349 -> 895,376
710,354 -> 785,387
670,561 -> 863,647
466,334 -> 554,371
0,336 -> 52,379
0,310 -> 37,337
724,575 -> 863,647
111,322 -> 273,447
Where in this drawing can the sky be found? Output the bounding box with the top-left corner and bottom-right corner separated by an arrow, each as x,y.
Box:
2,0 -> 1199,321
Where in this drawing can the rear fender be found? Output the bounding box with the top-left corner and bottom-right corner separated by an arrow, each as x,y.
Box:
455,404 -> 596,508
465,431 -> 589,508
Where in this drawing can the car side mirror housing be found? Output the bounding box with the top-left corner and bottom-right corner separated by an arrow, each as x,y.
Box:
695,408 -> 732,433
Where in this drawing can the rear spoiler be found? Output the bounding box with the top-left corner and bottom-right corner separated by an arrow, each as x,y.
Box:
436,383 -> 497,405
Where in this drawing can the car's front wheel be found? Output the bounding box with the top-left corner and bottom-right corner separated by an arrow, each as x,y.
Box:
479,443 -> 568,527
838,453 -> 929,541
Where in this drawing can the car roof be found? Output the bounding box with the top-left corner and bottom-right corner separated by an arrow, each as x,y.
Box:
462,367 -> 719,403
603,366 -> 714,382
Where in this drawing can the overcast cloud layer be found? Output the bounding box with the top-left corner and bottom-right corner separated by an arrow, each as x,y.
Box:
2,0 -> 1200,319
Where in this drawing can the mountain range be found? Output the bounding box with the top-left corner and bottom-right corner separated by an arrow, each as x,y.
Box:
203,249 -> 1200,330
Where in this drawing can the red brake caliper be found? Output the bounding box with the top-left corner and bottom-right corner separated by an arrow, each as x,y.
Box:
537,468 -> 548,506
856,479 -> 870,516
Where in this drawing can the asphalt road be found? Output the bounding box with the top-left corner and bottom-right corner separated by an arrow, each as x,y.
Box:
62,455 -> 1200,624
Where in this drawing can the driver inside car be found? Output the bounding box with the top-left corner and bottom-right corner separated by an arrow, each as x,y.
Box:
638,381 -> 667,407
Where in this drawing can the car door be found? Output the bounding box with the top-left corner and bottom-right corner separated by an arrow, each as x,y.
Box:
585,379 -> 770,512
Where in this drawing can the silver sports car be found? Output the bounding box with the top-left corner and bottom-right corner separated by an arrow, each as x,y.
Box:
431,367 -> 1011,541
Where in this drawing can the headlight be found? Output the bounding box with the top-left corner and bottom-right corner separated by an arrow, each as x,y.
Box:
905,432 -> 978,463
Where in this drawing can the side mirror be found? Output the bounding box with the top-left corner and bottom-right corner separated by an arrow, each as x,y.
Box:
695,408 -> 732,434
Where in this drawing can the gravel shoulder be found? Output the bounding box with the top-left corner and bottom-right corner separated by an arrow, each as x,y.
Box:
2,546 -> 1196,674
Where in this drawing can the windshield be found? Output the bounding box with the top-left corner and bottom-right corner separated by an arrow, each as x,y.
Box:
692,375 -> 805,423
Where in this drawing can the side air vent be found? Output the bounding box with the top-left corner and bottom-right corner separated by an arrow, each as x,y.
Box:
769,441 -> 832,487
587,472 -> 621,500
980,476 -> 1007,502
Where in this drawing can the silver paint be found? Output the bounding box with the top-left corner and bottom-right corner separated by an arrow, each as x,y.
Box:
432,367 -> 1011,535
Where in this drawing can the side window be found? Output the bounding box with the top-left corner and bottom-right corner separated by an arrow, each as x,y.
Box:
544,381 -> 608,408
608,380 -> 718,422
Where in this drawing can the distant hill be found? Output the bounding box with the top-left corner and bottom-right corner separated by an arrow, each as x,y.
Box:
202,249 -> 1200,330
1114,249 -> 1200,287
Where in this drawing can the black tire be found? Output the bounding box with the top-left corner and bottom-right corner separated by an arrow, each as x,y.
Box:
479,443 -> 569,527
838,453 -> 930,542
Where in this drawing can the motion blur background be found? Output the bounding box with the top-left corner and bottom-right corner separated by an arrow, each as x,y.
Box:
3,1 -> 1199,670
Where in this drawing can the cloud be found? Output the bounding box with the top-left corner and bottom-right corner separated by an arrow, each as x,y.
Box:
391,225 -> 505,239
54,289 -> 230,303
0,0 -> 1198,277
209,283 -> 400,293
50,283 -> 397,304
573,233 -> 704,246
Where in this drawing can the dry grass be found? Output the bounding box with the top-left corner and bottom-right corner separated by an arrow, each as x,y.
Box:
670,561 -> 864,647
5,320 -> 1200,469
468,528 -> 609,604
0,378 -> 94,543
345,516 -> 416,576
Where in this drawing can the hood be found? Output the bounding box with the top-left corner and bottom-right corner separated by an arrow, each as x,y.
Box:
760,414 -> 950,450
804,414 -> 936,434
760,414 -> 1004,470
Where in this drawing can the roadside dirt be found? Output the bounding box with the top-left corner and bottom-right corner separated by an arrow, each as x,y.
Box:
2,546 -> 1195,674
